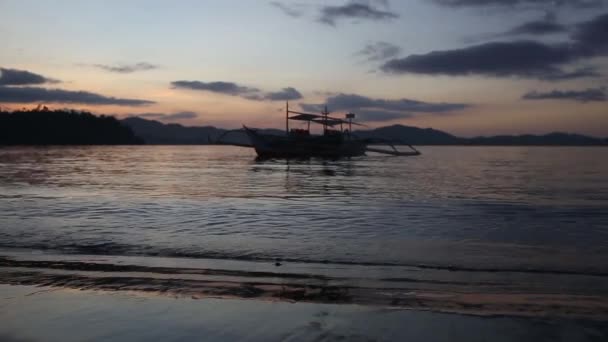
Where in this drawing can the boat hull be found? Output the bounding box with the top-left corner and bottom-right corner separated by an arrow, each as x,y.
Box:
244,127 -> 367,158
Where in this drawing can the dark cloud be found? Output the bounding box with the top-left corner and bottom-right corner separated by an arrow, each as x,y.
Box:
504,14 -> 567,35
381,13 -> 608,80
0,86 -> 155,106
522,87 -> 607,102
464,12 -> 566,43
0,68 -> 58,85
134,111 -> 198,120
313,90 -> 340,97
433,0 -> 606,9
270,1 -> 306,17
382,40 -> 577,78
319,93 -> 470,112
171,80 -> 302,101
540,66 -> 601,80
92,62 -> 159,73
357,41 -> 401,61
572,12 -> 608,55
318,1 -> 399,26
300,93 -> 469,122
273,1 -> 399,26
263,87 -> 303,101
171,80 -> 259,96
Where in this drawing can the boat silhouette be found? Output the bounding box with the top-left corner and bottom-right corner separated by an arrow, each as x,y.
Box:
217,102 -> 420,158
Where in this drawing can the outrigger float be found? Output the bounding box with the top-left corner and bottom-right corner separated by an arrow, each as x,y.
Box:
215,102 -> 421,158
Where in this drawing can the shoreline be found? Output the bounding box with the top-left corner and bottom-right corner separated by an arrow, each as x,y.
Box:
2,248 -> 608,321
2,284 -> 607,342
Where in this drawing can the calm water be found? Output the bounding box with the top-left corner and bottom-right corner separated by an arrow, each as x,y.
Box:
1,145 -> 608,273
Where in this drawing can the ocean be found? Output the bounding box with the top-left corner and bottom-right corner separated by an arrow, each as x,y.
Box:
1,145 -> 608,317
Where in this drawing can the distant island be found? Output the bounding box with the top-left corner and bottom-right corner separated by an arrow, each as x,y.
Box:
0,108 -> 606,146
0,107 -> 143,145
122,116 -> 608,146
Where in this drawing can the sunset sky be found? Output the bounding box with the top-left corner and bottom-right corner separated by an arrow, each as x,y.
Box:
1,0 -> 607,137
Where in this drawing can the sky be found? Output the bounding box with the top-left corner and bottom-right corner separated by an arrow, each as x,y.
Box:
0,0 -> 607,137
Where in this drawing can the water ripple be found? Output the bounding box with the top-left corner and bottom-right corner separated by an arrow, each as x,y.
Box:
0,146 -> 607,273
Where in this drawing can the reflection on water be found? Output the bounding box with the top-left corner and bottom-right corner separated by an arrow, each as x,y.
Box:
0,145 -> 607,272
3,284 -> 607,342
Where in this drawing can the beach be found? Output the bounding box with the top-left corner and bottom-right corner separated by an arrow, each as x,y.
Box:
1,146 -> 607,340
2,283 -> 607,342
2,248 -> 608,319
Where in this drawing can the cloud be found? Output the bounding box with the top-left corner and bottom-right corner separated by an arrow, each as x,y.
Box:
171,80 -> 302,101
357,41 -> 401,61
0,68 -> 58,86
300,93 -> 469,122
522,87 -> 607,102
432,0 -> 607,9
273,1 -> 399,26
171,80 -> 259,96
572,12 -> 608,56
318,93 -> 470,112
92,62 -> 159,73
134,111 -> 199,120
263,87 -> 303,101
0,86 -> 155,106
382,40 -> 577,78
318,1 -> 399,26
464,12 -> 566,43
313,90 -> 340,97
270,1 -> 306,17
503,13 -> 567,36
381,12 -> 608,80
540,66 -> 601,80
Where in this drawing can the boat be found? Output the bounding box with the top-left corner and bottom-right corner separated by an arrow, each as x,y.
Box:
216,102 -> 421,158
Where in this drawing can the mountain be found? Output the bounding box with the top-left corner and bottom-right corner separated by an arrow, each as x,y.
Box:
121,117 -> 224,144
355,124 -> 462,145
464,133 -> 605,146
121,117 -> 283,145
2,109 -> 601,146
121,117 -> 607,146
121,119 -> 464,145
359,125 -> 607,145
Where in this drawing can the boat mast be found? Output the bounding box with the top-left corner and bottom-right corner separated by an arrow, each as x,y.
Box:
286,101 -> 289,134
323,105 -> 329,133
345,112 -> 355,135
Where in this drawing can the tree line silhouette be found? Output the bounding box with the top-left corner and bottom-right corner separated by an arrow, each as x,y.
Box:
0,106 -> 143,145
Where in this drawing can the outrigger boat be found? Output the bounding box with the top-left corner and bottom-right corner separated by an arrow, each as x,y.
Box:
216,102 -> 421,158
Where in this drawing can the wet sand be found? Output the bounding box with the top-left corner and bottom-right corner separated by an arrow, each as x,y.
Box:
2,249 -> 608,322
2,284 -> 608,342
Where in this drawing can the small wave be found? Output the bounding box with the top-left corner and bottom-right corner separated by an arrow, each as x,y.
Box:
2,254 -> 608,320
1,243 -> 607,278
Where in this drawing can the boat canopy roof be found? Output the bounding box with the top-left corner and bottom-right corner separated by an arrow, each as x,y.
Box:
287,110 -> 364,127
